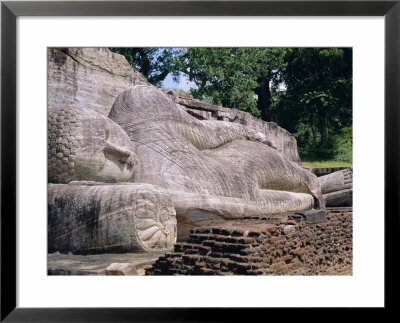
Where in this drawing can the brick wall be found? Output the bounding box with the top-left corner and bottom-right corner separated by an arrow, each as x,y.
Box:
145,208 -> 352,275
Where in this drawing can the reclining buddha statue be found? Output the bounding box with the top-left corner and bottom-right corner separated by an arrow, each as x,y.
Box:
48,85 -> 324,254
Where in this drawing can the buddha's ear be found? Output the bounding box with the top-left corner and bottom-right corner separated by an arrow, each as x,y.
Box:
103,141 -> 136,167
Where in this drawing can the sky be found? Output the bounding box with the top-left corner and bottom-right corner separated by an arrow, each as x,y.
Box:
161,72 -> 197,92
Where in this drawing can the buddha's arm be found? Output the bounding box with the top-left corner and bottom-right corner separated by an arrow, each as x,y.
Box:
170,117 -> 275,151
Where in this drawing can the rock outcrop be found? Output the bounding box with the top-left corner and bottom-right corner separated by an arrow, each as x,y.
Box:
48,48 -> 149,116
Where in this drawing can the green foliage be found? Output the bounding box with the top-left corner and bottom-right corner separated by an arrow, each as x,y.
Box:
275,48 -> 352,161
109,48 -> 180,86
294,123 -> 335,160
177,48 -> 287,120
331,126 -> 352,163
296,124 -> 352,163
178,48 -> 257,113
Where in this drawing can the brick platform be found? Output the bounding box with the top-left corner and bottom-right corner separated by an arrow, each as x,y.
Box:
145,208 -> 352,275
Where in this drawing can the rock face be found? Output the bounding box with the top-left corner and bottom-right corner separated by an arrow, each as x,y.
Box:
48,48 -> 149,116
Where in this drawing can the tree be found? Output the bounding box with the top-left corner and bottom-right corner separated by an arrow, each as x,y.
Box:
275,48 -> 352,160
177,48 -> 287,121
109,48 -> 180,87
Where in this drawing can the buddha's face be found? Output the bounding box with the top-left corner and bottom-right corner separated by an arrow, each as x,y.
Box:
48,106 -> 138,183
74,116 -> 137,183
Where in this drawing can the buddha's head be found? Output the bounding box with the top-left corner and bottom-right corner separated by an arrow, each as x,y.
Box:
48,106 -> 138,183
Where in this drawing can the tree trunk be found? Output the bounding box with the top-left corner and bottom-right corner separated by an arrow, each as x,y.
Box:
309,115 -> 317,146
319,113 -> 329,146
255,77 -> 272,122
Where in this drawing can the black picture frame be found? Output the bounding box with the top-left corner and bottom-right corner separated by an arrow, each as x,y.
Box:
1,0 -> 397,321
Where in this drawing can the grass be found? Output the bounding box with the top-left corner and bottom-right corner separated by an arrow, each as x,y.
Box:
301,160 -> 352,169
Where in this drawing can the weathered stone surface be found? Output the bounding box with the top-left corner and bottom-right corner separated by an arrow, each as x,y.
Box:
105,263 -> 139,275
48,183 -> 177,254
323,189 -> 352,207
295,209 -> 327,224
48,48 -> 149,116
48,250 -> 166,275
319,168 -> 352,194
